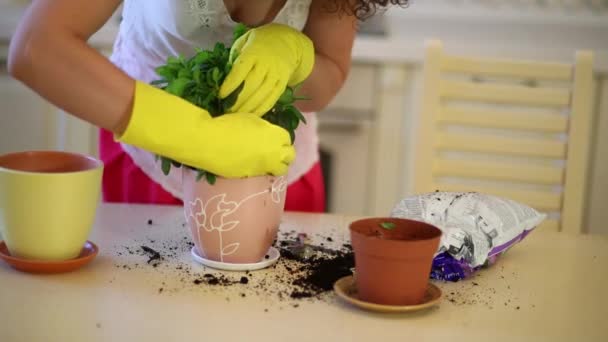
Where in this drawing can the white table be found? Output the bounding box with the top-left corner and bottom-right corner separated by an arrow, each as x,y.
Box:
1,203 -> 607,342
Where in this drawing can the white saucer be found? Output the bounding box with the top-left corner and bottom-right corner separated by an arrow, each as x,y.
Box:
190,246 -> 280,271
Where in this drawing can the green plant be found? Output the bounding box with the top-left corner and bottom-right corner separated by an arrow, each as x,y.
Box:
150,23 -> 307,184
379,222 -> 396,230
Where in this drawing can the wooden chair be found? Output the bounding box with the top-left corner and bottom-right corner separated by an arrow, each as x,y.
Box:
414,39 -> 594,233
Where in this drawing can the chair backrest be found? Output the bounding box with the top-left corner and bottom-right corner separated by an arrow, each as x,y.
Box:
414,39 -> 594,233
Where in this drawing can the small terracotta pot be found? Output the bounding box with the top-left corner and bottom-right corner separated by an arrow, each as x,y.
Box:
182,168 -> 287,264
349,217 -> 442,305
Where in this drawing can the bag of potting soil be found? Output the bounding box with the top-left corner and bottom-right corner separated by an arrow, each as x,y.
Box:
390,191 -> 546,282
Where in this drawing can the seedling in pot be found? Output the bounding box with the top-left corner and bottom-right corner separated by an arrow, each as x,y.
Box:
369,221 -> 396,239
379,222 -> 396,230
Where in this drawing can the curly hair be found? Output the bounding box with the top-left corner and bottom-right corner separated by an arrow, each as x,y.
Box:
328,0 -> 410,21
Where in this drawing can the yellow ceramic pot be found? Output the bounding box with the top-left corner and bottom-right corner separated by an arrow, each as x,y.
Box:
0,150 -> 103,260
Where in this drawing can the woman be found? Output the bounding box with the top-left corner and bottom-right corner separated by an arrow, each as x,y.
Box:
7,0 -> 406,212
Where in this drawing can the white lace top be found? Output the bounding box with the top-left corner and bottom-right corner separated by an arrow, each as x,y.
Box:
109,0 -> 318,199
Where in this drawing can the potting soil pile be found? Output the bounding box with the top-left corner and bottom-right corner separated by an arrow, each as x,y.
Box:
112,228 -> 354,309
391,191 -> 546,282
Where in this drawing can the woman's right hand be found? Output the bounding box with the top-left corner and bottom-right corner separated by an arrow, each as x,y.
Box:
117,82 -> 295,178
197,112 -> 296,177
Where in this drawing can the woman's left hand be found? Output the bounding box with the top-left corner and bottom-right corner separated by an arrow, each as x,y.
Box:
219,23 -> 315,116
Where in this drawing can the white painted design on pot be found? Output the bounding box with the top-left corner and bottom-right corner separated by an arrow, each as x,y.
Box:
185,176 -> 287,262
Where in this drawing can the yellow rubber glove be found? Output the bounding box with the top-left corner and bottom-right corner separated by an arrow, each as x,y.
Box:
219,23 -> 314,116
116,81 -> 296,178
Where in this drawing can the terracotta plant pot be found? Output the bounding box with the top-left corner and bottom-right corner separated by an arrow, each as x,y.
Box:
349,217 -> 442,305
182,168 -> 287,264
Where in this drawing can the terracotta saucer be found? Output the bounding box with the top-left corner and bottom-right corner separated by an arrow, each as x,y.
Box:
333,275 -> 442,313
0,240 -> 98,274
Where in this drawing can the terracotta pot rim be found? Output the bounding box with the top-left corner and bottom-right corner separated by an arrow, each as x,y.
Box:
349,217 -> 442,243
0,150 -> 103,175
349,230 -> 442,247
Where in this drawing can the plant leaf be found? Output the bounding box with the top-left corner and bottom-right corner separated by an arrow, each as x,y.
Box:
293,107 -> 307,124
380,222 -> 396,230
167,56 -> 181,64
232,23 -> 249,41
185,94 -> 198,105
203,91 -> 218,114
290,115 -> 299,130
288,129 -> 295,144
293,95 -> 311,101
166,77 -> 191,97
283,106 -> 302,128
193,68 -> 201,84
213,42 -> 226,56
155,66 -> 177,81
277,87 -> 294,105
161,157 -> 171,175
194,50 -> 211,64
206,172 -> 217,185
212,67 -> 221,84
205,69 -> 215,87
178,69 -> 191,79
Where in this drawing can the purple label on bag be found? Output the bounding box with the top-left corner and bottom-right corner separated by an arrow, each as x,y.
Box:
430,252 -> 475,282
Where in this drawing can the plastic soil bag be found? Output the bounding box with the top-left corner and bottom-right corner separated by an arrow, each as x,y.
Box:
390,191 -> 546,282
